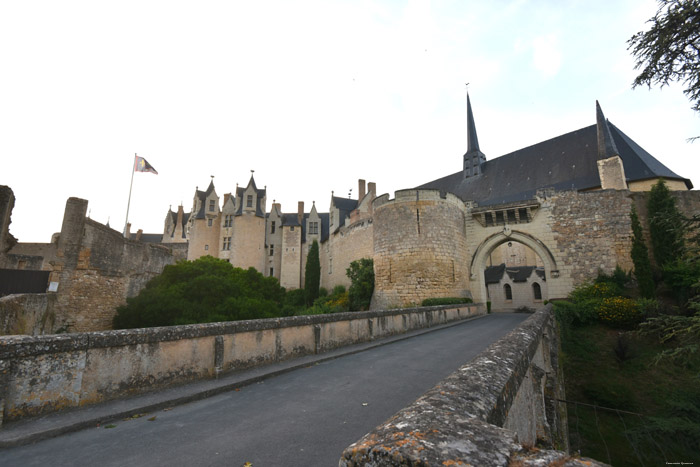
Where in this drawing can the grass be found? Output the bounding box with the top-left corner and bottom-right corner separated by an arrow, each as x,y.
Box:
561,323 -> 700,466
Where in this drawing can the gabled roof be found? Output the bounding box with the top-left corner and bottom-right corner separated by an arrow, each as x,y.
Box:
168,210 -> 191,238
235,175 -> 266,217
130,233 -> 164,244
418,115 -> 692,207
194,181 -> 217,219
332,196 -> 358,230
484,264 -> 546,284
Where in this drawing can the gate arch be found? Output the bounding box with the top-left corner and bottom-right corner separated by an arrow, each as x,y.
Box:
469,230 -> 559,305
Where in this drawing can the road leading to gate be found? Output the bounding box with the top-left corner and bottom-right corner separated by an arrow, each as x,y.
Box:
1,312 -> 530,467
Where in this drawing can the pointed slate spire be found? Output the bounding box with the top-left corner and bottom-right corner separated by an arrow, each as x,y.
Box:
466,94 -> 480,153
463,93 -> 487,178
596,100 -> 619,160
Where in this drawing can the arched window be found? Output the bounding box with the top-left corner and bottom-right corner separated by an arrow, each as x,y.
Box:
504,283 -> 512,300
533,282 -> 542,300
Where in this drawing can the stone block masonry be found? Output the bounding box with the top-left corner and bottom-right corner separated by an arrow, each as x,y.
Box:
0,303 -> 481,423
340,306 -> 607,466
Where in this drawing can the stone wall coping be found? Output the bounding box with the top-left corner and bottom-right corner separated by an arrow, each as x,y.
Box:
340,306 -> 552,466
0,303 -> 480,359
373,189 -> 466,210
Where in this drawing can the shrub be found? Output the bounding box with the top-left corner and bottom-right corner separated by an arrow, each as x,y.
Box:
597,296 -> 641,328
421,297 -> 472,307
630,205 -> 656,298
304,240 -> 320,306
648,179 -> 685,269
569,281 -> 620,302
347,258 -> 374,311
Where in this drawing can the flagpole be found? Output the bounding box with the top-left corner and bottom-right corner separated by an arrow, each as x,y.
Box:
123,153 -> 136,237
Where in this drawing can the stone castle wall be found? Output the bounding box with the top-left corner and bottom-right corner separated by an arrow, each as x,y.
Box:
372,190 -> 470,309
229,213 -> 265,272
280,224 -> 302,289
321,219 -> 374,291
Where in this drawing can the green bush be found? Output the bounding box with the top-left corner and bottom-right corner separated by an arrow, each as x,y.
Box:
597,296 -> 642,328
420,297 -> 472,306
347,258 -> 374,311
304,240 -> 320,306
113,256 -> 286,329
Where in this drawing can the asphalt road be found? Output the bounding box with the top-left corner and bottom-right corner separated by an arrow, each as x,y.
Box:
1,312 -> 529,467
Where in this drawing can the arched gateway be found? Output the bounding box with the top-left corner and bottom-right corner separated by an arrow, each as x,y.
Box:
468,229 -> 559,305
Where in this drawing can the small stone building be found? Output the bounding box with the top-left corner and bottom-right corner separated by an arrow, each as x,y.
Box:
485,264 -> 546,311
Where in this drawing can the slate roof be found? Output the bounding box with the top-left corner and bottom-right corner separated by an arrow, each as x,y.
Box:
235,176 -> 266,218
277,212 -> 330,243
194,181 -> 216,219
129,233 -> 164,244
417,119 -> 692,207
484,264 -> 546,284
168,210 -> 191,239
332,196 -> 359,230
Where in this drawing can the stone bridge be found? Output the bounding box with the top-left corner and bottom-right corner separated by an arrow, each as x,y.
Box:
0,305 -> 604,465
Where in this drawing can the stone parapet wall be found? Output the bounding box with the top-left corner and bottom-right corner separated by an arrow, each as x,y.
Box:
340,306 -> 604,466
0,303 -> 482,423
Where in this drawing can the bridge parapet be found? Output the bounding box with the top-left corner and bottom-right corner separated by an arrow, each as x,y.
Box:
0,303 -> 482,424
340,306 -> 608,466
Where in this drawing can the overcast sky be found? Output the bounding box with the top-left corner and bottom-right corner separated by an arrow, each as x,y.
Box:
2,0 -> 698,243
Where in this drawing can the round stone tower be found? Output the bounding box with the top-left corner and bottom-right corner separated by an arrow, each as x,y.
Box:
371,189 -> 470,309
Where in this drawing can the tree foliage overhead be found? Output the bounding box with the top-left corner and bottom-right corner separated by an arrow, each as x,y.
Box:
346,258 -> 374,311
113,256 -> 286,329
628,0 -> 700,113
304,240 -> 320,306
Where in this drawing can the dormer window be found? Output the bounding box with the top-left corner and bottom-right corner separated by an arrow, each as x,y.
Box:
247,195 -> 253,208
309,221 -> 318,235
209,200 -> 215,212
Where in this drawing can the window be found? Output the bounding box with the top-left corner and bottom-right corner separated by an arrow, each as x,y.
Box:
223,237 -> 231,250
269,267 -> 274,277
309,221 -> 318,235
329,258 -> 332,274
507,210 -> 516,223
495,211 -> 505,225
290,226 -> 294,231
247,195 -> 253,207
209,200 -> 215,212
205,244 -> 209,251
533,283 -> 542,300
485,212 -> 494,227
504,283 -> 512,300
518,208 -> 528,222
224,215 -> 232,227
269,244 -> 274,256
271,221 -> 276,234
208,218 -> 213,227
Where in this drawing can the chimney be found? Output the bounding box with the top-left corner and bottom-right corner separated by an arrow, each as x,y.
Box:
135,229 -> 143,241
358,179 -> 366,200
368,182 -> 376,195
272,202 -> 281,214
125,222 -> 131,238
223,193 -> 231,205
298,201 -> 304,225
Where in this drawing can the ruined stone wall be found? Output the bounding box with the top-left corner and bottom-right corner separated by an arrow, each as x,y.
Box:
45,199 -> 176,332
372,190 -> 470,309
0,303 -> 482,422
321,219 -> 373,291
229,213 -> 265,272
0,186 -> 17,266
0,294 -> 59,335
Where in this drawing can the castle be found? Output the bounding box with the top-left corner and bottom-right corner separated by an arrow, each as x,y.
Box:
2,97 -> 698,334
156,97 -> 696,309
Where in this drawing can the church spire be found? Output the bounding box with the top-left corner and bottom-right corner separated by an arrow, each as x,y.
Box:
596,100 -> 619,160
467,93 -> 480,153
463,93 -> 487,178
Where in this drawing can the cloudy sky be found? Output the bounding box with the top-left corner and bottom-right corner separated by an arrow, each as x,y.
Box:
1,0 -> 698,243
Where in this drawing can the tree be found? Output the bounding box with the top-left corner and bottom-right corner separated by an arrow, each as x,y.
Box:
304,240 -> 320,306
113,256 -> 286,328
647,179 -> 685,269
628,0 -> 700,116
630,204 -> 656,298
346,258 -> 374,311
